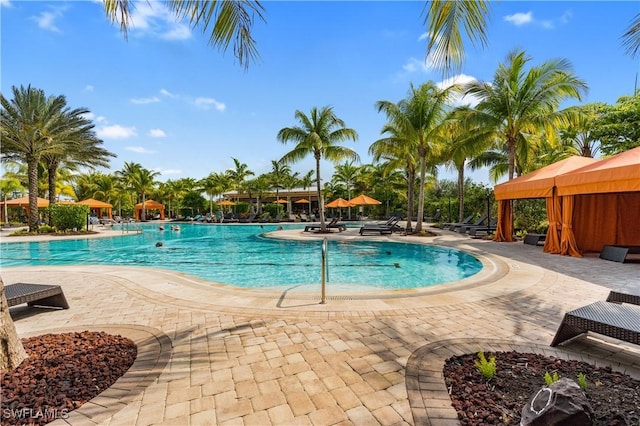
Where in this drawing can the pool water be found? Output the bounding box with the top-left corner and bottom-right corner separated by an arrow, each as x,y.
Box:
0,223 -> 482,291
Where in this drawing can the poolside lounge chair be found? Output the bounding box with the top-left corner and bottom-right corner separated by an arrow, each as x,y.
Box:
441,214 -> 474,231
523,233 -> 546,246
550,300 -> 640,347
238,213 -> 257,223
606,288 -> 640,305
304,218 -> 346,232
5,283 -> 70,310
458,216 -> 494,234
359,217 -> 401,235
452,215 -> 487,232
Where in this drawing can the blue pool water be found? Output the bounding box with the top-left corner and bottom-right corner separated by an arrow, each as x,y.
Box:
0,223 -> 482,291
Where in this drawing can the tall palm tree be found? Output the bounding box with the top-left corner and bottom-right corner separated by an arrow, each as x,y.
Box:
1,86 -> 72,231
369,120 -> 418,232
278,106 -> 359,231
268,160 -> 291,209
0,177 -> 24,225
226,157 -> 254,212
333,161 -> 360,219
376,82 -> 455,232
126,166 -> 159,220
622,13 -> 640,57
462,49 -> 588,181
103,0 -> 265,70
200,172 -> 230,216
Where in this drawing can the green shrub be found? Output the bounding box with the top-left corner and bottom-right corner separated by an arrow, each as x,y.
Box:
474,351 -> 497,380
47,204 -> 90,231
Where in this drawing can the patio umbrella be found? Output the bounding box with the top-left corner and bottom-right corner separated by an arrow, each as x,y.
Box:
274,199 -> 288,204
294,198 -> 310,204
348,194 -> 381,206
217,200 -> 235,206
325,198 -> 352,208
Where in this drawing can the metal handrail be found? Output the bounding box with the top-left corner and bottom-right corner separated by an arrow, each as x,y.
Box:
321,238 -> 328,304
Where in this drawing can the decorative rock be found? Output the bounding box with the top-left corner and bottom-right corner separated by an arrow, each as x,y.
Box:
520,377 -> 594,425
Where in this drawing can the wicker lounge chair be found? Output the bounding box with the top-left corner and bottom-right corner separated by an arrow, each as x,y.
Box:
359,217 -> 401,235
550,300 -> 640,347
5,283 -> 70,309
606,288 -> 640,305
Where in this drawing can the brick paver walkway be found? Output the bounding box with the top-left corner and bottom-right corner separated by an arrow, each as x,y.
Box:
3,226 -> 639,425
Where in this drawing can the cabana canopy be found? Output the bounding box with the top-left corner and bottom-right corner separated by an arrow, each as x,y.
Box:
0,196 -> 49,223
555,146 -> 640,254
135,199 -> 165,220
492,157 -> 599,249
77,198 -> 113,219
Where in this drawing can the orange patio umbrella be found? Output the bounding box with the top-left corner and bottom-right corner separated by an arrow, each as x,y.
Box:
294,198 -> 310,204
274,199 -> 288,204
217,200 -> 236,206
325,198 -> 353,208
348,194 -> 381,205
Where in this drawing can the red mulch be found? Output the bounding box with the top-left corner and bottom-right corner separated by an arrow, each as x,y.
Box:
1,331 -> 137,425
444,351 -> 640,425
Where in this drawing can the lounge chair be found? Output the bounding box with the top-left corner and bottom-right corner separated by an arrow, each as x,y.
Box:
359,217 -> 401,235
441,214 -> 474,230
550,300 -> 640,347
523,233 -> 546,246
458,216 -> 493,234
425,210 -> 442,223
238,213 -> 257,223
304,218 -> 346,232
600,245 -> 640,263
606,288 -> 640,305
451,215 -> 486,232
5,283 -> 70,309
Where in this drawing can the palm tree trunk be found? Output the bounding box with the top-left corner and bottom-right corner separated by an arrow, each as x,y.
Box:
141,193 -> 146,221
0,278 -> 28,371
406,171 -> 414,233
507,140 -> 516,180
47,164 -> 58,226
316,158 -> 326,231
415,157 -> 427,233
458,164 -> 465,223
27,159 -> 40,231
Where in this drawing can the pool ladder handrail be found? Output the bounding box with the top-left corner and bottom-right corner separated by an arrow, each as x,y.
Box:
321,238 -> 328,304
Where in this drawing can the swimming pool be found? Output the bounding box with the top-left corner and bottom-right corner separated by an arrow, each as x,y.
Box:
0,223 -> 482,291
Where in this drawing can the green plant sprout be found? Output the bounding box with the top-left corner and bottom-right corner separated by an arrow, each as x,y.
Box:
577,373 -> 588,390
474,351 -> 497,380
544,371 -> 560,386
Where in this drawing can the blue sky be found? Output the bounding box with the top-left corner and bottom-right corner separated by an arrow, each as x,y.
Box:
2,1 -> 638,186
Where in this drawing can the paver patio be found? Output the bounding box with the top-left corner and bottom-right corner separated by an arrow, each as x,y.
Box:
3,226 -> 639,425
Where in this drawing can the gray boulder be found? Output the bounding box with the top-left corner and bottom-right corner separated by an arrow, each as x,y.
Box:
520,377 -> 594,425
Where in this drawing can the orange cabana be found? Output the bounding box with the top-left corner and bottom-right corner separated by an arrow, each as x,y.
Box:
0,196 -> 50,223
135,199 -> 165,220
555,146 -> 640,256
492,156 -> 598,251
77,198 -> 113,219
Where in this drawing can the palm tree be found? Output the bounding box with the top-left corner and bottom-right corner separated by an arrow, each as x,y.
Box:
281,171 -> 300,217
376,82 -> 456,232
333,161 -> 360,219
226,157 -> 254,213
200,172 -> 230,216
462,49 -> 588,181
622,13 -> 640,57
267,160 -> 291,216
0,86 -> 74,231
369,120 -> 418,232
103,0 -> 265,70
278,106 -> 359,231
422,0 -> 492,75
0,177 -> 24,225
127,166 -> 159,220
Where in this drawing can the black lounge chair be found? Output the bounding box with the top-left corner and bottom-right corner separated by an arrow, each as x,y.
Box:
523,233 -> 546,246
600,245 -> 640,263
238,213 -> 257,223
550,300 -> 640,347
5,283 -> 70,309
304,218 -> 346,232
606,288 -> 640,306
441,214 -> 474,231
452,215 -> 487,232
458,217 -> 495,234
359,217 -> 401,235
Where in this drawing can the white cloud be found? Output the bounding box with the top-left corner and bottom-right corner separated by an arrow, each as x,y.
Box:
149,129 -> 167,138
95,116 -> 107,123
1,0 -> 13,8
131,96 -> 160,104
96,124 -> 137,139
504,12 -> 533,26
160,88 -> 177,98
81,112 -> 95,120
418,32 -> 428,42
159,169 -> 182,175
128,2 -> 192,41
32,10 -> 62,32
84,85 -> 94,92
437,73 -> 482,107
560,10 -> 573,24
194,97 -> 226,111
125,146 -> 155,154
401,57 -> 432,74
